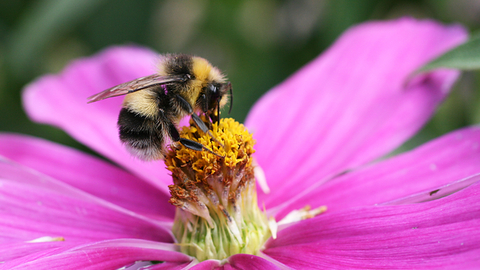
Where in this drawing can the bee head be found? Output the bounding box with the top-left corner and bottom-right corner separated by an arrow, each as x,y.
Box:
205,82 -> 232,110
198,82 -> 232,123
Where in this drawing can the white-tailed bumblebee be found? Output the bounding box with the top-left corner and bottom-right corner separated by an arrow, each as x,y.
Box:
88,54 -> 232,160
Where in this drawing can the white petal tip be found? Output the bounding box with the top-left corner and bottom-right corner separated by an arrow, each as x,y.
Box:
27,236 -> 65,243
254,160 -> 270,194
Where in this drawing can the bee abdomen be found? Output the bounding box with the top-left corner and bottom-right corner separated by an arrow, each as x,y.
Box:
118,108 -> 165,160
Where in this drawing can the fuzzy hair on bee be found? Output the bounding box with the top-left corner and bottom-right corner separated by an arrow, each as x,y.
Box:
88,54 -> 232,160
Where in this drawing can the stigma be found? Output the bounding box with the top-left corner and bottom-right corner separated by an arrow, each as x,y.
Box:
165,118 -> 270,261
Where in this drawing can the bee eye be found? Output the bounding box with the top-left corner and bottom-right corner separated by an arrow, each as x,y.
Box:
209,85 -> 220,102
201,84 -> 220,113
208,84 -> 217,93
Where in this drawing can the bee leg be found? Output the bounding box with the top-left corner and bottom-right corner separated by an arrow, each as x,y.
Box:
178,138 -> 204,151
191,113 -> 225,148
173,93 -> 209,132
179,138 -> 222,157
191,113 -> 210,134
167,121 -> 222,157
174,94 -> 224,147
174,94 -> 194,114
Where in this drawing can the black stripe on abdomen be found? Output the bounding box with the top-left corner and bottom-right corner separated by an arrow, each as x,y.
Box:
117,108 -> 165,160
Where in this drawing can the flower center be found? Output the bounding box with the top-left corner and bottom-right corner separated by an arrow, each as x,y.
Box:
165,118 -> 270,261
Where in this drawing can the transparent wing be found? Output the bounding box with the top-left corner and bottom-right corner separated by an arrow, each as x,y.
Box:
87,74 -> 187,103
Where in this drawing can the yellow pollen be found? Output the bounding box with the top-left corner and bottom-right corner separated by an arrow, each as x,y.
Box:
166,118 -> 255,177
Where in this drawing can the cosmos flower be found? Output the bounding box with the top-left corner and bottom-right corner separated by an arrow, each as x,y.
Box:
1,18 -> 480,269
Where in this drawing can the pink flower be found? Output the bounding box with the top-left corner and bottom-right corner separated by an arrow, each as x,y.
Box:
1,18 -> 479,269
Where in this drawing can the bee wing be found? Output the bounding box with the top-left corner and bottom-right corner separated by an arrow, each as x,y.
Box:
87,74 -> 187,103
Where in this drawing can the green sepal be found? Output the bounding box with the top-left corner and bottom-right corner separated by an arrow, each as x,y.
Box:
416,32 -> 480,73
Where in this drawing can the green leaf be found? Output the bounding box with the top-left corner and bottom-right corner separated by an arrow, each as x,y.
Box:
417,32 -> 480,73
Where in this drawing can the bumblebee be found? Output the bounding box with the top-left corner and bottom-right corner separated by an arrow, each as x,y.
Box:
88,54 -> 232,160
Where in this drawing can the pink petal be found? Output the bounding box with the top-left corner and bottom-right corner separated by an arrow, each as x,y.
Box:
0,133 -> 174,219
273,126 -> 480,218
189,260 -> 222,269
226,254 -> 282,269
2,239 -> 191,270
23,46 -> 172,191
189,255 -> 284,270
264,181 -> 480,269
384,173 -> 480,205
146,261 -> 193,269
246,18 -> 467,207
0,241 -> 80,262
0,160 -> 173,244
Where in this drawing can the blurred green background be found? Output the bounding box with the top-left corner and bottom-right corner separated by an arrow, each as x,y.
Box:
0,0 -> 479,155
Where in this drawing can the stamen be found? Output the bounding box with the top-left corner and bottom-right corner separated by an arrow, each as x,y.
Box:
27,236 -> 65,243
277,205 -> 328,226
268,217 -> 278,239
